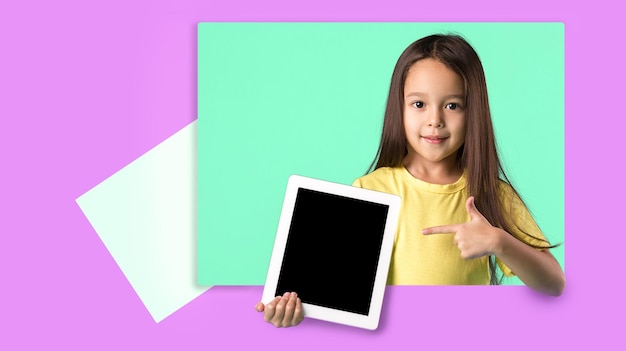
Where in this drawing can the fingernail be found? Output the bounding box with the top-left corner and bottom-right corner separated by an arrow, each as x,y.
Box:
292,292 -> 298,298
283,292 -> 290,297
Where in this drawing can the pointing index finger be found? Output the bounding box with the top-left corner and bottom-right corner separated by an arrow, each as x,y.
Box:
422,224 -> 458,235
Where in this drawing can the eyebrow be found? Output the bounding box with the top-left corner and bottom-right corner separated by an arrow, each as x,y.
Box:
405,92 -> 465,99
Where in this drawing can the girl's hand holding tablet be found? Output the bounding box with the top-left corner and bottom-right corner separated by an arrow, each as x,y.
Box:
255,292 -> 304,328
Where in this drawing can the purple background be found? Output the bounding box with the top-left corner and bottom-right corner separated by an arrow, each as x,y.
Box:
1,0 -> 622,350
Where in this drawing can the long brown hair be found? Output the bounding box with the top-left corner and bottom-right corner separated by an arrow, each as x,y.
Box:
368,34 -> 557,285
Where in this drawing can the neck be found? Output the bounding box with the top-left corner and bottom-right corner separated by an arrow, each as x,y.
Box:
402,154 -> 462,184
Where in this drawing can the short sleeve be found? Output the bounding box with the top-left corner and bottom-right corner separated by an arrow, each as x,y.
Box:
495,182 -> 551,277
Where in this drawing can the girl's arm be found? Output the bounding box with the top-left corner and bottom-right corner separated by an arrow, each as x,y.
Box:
422,196 -> 565,296
491,229 -> 565,296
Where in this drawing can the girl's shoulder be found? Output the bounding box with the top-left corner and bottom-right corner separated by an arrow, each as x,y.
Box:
352,166 -> 402,187
495,179 -> 522,203
495,179 -> 537,227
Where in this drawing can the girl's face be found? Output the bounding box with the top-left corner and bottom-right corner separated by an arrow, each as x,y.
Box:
403,58 -> 466,169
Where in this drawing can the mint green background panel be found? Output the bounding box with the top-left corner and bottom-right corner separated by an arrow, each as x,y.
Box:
197,23 -> 564,286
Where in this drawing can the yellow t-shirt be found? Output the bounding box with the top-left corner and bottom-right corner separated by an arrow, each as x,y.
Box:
352,166 -> 548,285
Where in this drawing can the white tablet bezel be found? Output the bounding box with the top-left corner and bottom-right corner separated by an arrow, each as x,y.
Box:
262,174 -> 401,330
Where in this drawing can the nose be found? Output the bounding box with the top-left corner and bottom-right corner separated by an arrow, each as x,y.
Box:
427,109 -> 444,128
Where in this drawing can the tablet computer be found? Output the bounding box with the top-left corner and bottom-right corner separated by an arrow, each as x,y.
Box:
262,175 -> 401,330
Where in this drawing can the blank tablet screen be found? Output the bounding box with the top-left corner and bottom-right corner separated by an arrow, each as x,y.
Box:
274,187 -> 390,315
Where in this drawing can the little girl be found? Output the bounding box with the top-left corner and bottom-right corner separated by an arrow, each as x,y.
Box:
255,34 -> 565,327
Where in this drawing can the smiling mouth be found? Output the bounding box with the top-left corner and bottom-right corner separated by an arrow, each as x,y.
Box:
422,136 -> 448,144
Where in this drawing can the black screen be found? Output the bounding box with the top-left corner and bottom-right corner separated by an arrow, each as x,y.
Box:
275,187 -> 389,315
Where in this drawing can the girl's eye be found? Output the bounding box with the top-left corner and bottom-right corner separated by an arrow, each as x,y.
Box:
411,101 -> 424,109
446,103 -> 461,110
